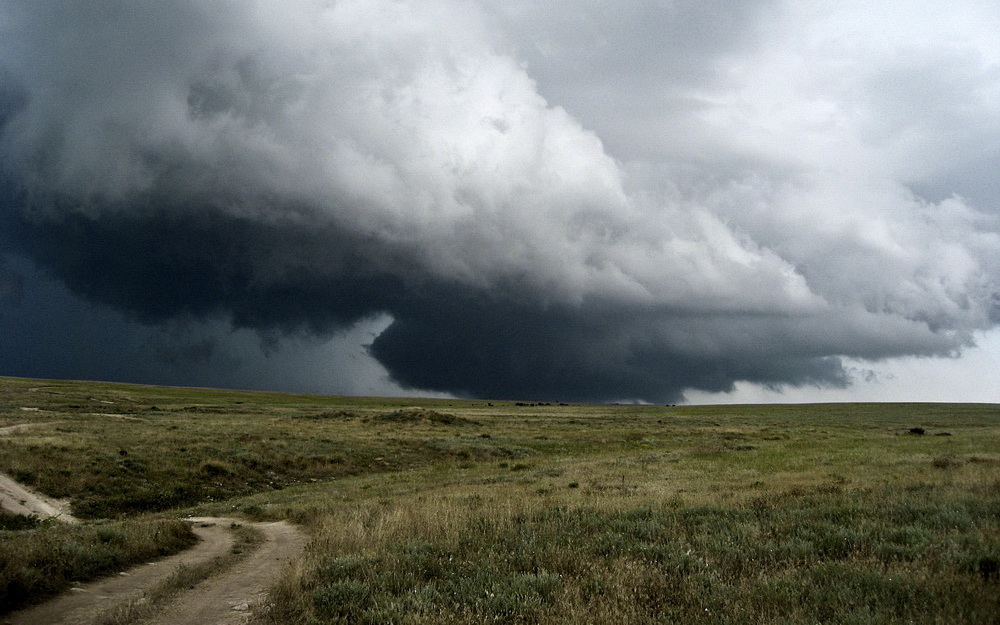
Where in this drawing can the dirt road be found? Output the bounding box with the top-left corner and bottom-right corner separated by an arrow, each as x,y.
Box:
1,422 -> 307,624
4,517 -> 306,625
145,519 -> 305,625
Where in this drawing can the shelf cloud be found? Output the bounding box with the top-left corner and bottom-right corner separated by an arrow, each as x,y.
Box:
2,1 -> 999,401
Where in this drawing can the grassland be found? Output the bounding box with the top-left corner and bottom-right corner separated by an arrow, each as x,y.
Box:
1,375 -> 998,622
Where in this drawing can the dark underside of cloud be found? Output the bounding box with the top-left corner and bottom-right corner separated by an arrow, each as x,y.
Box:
1,193 -> 400,331
368,298 -> 850,402
0,188 -> 847,403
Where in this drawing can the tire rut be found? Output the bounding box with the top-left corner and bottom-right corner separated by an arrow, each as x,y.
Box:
145,520 -> 305,625
3,517 -> 305,625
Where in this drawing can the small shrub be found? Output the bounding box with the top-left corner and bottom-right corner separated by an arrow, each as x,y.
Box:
11,467 -> 37,484
199,459 -> 236,477
314,580 -> 373,620
315,555 -> 370,583
0,509 -> 40,531
977,557 -> 999,581
932,455 -> 962,469
240,503 -> 266,519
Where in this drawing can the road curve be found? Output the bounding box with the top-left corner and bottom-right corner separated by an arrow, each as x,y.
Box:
3,517 -> 305,625
145,519 -> 305,625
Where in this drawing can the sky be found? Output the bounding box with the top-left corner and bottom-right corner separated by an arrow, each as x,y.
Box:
1,1 -> 999,404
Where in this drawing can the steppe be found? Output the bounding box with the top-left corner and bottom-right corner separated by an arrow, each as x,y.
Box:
1,376 -> 998,623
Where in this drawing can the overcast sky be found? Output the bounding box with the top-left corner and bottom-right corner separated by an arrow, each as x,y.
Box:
1,1 -> 999,403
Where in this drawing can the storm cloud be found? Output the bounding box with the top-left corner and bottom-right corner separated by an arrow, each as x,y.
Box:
2,1 -> 999,402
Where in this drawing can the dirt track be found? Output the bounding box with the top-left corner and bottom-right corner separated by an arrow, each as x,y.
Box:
146,519 -> 304,625
1,423 -> 306,624
4,517 -> 306,625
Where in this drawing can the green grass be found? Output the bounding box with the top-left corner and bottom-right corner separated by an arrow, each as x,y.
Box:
0,508 -> 41,531
0,378 -> 545,518
0,518 -> 197,614
269,490 -> 999,624
2,376 -> 999,622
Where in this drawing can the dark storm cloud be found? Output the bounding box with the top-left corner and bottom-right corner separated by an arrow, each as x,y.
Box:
370,292 -> 854,402
0,191 -> 404,331
2,0 -> 999,402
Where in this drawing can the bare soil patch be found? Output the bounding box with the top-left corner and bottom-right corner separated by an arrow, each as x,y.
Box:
0,474 -> 78,524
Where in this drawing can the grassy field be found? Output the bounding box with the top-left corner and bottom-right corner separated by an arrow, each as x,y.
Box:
1,376 -> 998,622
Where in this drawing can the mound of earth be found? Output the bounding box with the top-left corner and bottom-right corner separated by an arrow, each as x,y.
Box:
371,408 -> 475,426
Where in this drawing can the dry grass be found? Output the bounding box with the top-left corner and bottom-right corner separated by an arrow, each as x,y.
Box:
260,483 -> 1000,624
0,518 -> 197,614
2,376 -> 999,622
